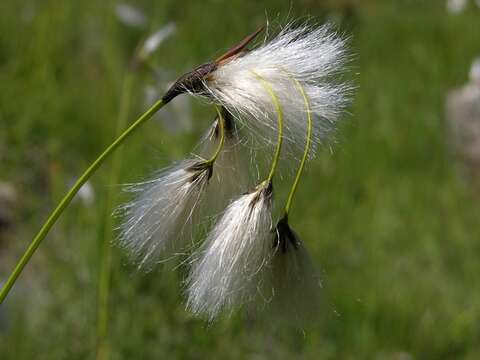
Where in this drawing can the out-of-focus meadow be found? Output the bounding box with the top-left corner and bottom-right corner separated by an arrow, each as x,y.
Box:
1,0 -> 480,359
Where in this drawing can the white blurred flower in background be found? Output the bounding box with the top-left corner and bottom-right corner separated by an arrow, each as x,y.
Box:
140,23 -> 176,58
115,3 -> 146,28
446,0 -> 467,13
74,181 -> 95,207
0,182 -> 17,234
470,57 -> 480,84
137,23 -> 193,134
66,179 -> 95,207
446,57 -> 480,187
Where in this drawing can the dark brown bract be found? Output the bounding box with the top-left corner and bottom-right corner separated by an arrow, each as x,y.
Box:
273,215 -> 299,254
162,26 -> 264,104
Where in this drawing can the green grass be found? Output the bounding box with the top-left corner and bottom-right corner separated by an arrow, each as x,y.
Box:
1,0 -> 480,359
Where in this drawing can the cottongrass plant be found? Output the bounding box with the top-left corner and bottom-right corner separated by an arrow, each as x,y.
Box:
0,21 -> 352,326
193,23 -> 351,157
185,23 -> 349,320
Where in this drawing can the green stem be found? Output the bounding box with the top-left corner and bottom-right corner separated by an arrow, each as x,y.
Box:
251,71 -> 284,183
0,98 -> 166,304
205,105 -> 225,165
284,78 -> 312,214
95,71 -> 135,360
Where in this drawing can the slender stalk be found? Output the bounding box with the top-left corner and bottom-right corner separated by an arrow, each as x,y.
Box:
0,98 -> 166,304
251,71 -> 284,183
95,71 -> 135,360
205,106 -> 225,165
284,78 -> 312,214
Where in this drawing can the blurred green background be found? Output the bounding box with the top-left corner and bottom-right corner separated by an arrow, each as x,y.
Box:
1,0 -> 480,359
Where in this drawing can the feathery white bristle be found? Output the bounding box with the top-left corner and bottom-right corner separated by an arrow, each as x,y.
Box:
118,117 -> 250,268
117,159 -> 210,268
261,236 -> 323,326
186,185 -> 273,320
206,23 -> 351,156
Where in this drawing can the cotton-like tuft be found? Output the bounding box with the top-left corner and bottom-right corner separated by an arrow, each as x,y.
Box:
260,223 -> 323,326
186,183 -> 273,320
118,159 -> 212,269
204,23 -> 351,156
118,112 -> 249,269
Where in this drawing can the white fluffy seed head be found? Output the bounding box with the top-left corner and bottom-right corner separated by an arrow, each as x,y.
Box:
186,183 -> 273,320
205,23 -> 352,157
117,159 -> 211,269
260,233 -> 323,327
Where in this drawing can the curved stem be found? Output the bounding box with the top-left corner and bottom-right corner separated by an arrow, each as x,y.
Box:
0,98 -> 166,304
205,105 -> 225,165
251,71 -> 284,183
284,78 -> 312,215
